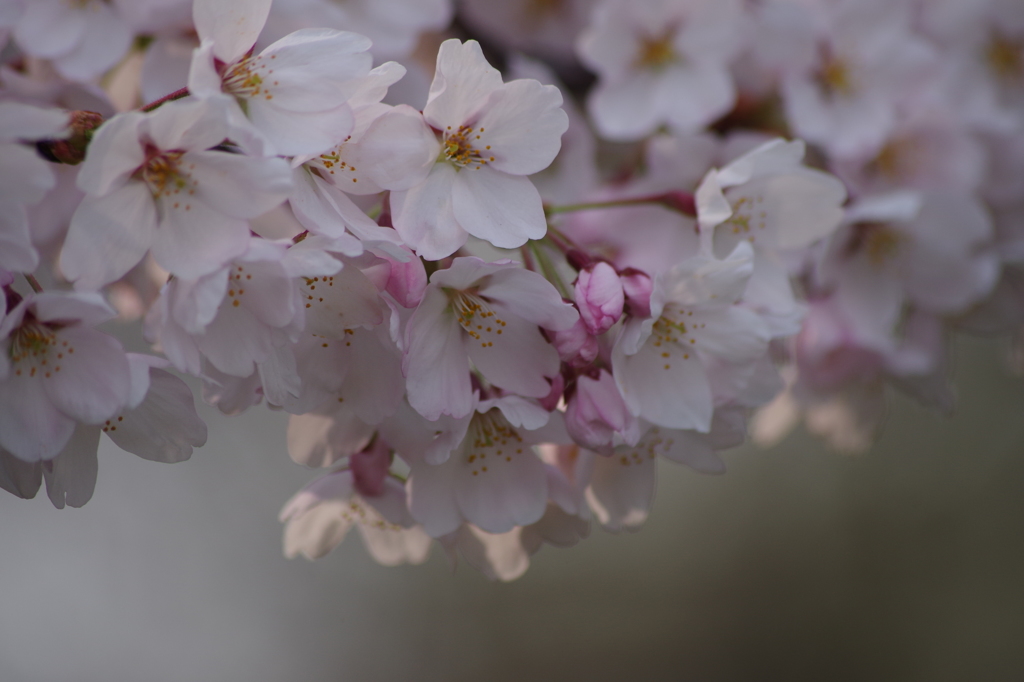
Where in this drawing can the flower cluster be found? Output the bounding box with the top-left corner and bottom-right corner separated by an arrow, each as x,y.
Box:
1,0 -> 1021,580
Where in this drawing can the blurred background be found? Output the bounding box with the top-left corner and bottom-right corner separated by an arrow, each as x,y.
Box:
2,335 -> 1022,682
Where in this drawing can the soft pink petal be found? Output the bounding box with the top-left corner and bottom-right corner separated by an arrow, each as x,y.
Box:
391,163 -> 465,261
193,0 -> 272,63
43,326 -> 131,425
0,371 -> 75,462
151,198 -> 250,280
188,151 -> 293,219
452,169 -> 547,249
424,39 -> 504,128
472,79 -> 568,176
404,287 -> 473,420
43,424 -> 100,509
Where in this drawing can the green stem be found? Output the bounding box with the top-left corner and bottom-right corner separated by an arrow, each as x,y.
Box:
528,240 -> 571,300
24,274 -> 43,293
545,191 -> 696,218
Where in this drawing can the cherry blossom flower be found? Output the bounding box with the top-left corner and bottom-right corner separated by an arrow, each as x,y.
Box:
60,99 -> 294,289
189,0 -> 375,157
12,0 -> 133,82
0,291 -> 131,462
390,39 -> 569,260
612,242 -> 770,432
577,0 -> 743,140
403,257 -> 579,420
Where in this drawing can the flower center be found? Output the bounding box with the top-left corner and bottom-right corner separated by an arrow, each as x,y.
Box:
447,290 -> 507,348
8,319 -> 69,380
815,50 -> 855,98
847,222 -> 903,266
465,410 -> 525,477
440,125 -> 494,169
140,149 -> 193,199
222,56 -> 279,102
986,32 -> 1023,80
634,31 -> 678,70
650,304 -> 699,370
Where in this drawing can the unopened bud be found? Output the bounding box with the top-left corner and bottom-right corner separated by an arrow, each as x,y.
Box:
36,110 -> 104,165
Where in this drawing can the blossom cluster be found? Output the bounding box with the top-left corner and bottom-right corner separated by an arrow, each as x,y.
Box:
1,0 -> 1021,580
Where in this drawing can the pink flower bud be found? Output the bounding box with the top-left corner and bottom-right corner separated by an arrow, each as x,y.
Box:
565,370 -> 636,453
383,247 -> 427,308
619,269 -> 653,318
539,372 -> 565,411
575,261 -> 624,335
350,439 -> 390,498
551,317 -> 599,365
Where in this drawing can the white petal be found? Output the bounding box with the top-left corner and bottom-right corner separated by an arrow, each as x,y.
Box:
0,143 -> 55,205
76,112 -> 146,197
43,424 -> 100,509
105,368 -> 207,463
472,79 -> 568,176
585,448 -> 655,532
188,151 -> 293,219
61,185 -> 156,291
43,326 -> 131,425
391,163 -> 465,261
0,370 -> 75,462
404,288 -> 473,420
424,39 -> 504,128
193,0 -> 272,63
286,409 -> 374,467
455,445 -> 548,534
613,337 -> 714,432
452,169 -> 546,249
465,307 -> 559,399
0,202 -> 38,273
150,198 -> 250,280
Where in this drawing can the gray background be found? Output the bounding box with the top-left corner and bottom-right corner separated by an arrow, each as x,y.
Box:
2,336 -> 1023,682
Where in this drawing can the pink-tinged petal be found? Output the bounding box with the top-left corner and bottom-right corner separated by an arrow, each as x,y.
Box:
346,106 -> 439,192
693,307 -> 770,364
13,0 -> 85,59
455,445 -> 548,534
383,249 -> 427,308
575,262 -> 624,335
43,424 -> 100,509
144,98 -> 229,153
620,270 -> 653,318
186,40 -> 224,100
281,470 -> 355,521
452,169 -> 547,249
408,459 -> 462,537
245,100 -> 354,158
424,39 -> 504,128
125,354 -> 159,409
289,170 -> 355,240
391,163 -> 465,261
283,500 -> 355,559
0,202 -> 38,273
657,63 -> 736,134
193,0 -> 272,64
585,446 -> 655,532
232,261 -> 296,329
308,175 -> 398,249
0,371 -> 75,462
466,307 -> 559,398
151,199 -> 250,280
255,29 -> 372,109
456,526 -> 530,581
61,185 -> 156,291
0,143 -> 55,205
653,426 -> 726,474
32,291 -> 116,328
587,74 -> 662,141
473,80 -> 568,176
76,112 -> 145,197
169,269 -> 229,333
481,395 -> 551,431
357,524 -> 432,567
196,304 -> 273,377
286,410 -> 374,467
613,338 -> 714,432
429,256 -> 517,290
404,288 -> 473,420
0,102 -> 69,141
200,364 -> 262,415
337,328 -> 404,424
258,344 -> 301,407
301,262 -> 383,337
43,326 -> 131,425
188,151 -> 293,219
52,2 -> 131,81
658,241 -> 754,309
0,448 -> 42,499
480,267 -> 580,331
105,368 -> 207,463
565,370 -> 635,452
